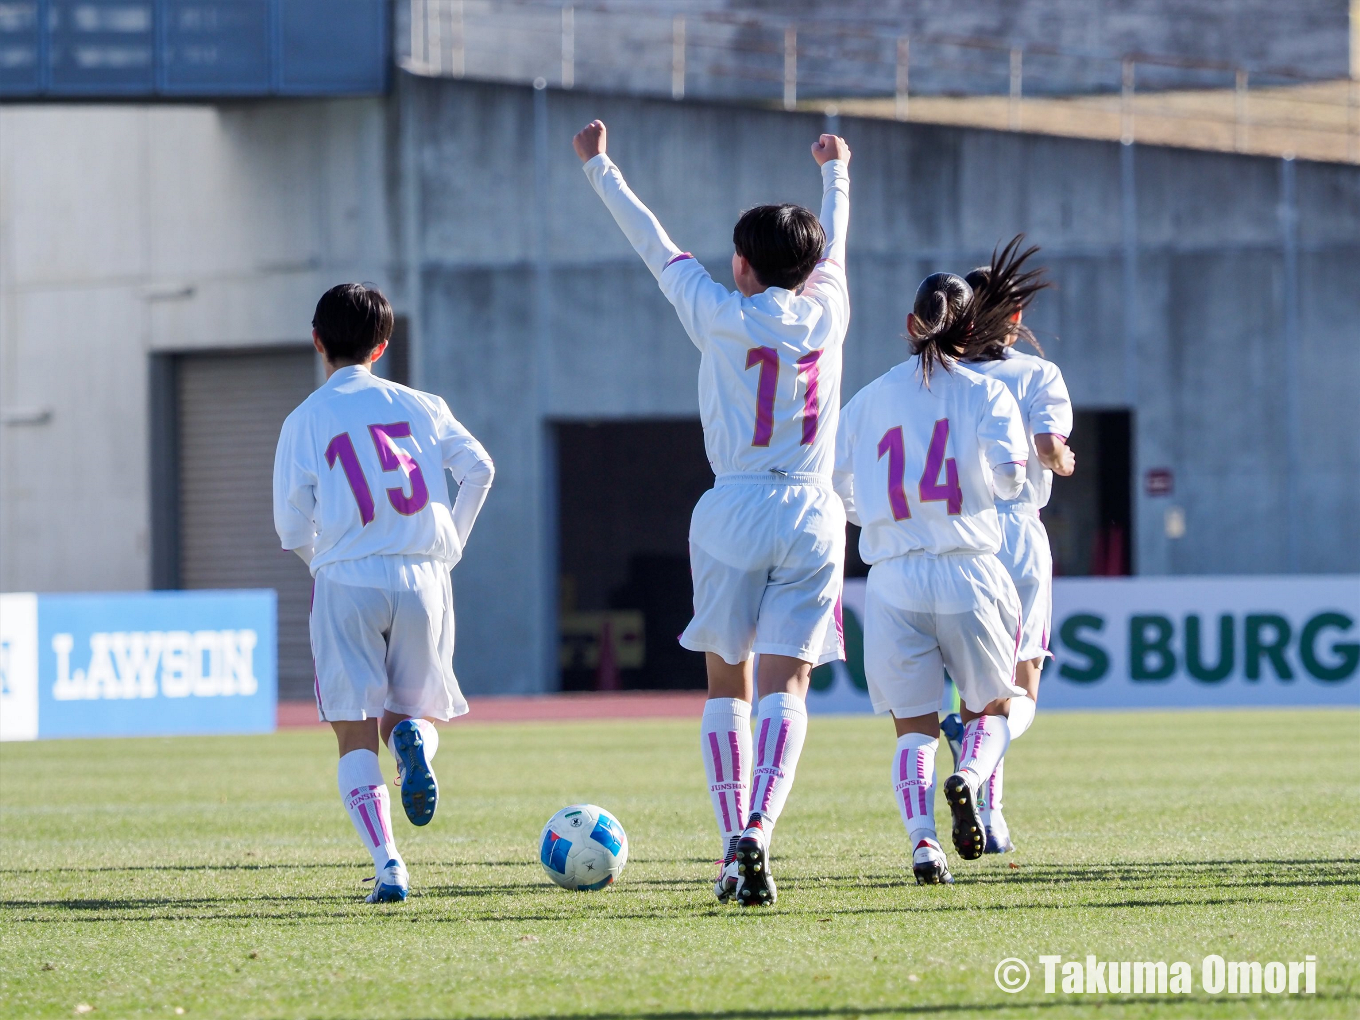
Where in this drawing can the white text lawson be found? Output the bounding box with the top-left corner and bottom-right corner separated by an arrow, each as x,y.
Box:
51,630 -> 260,701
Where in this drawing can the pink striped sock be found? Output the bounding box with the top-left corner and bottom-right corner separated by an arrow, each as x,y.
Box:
958,714 -> 1011,791
700,698 -> 752,859
337,750 -> 402,872
750,692 -> 808,831
892,732 -> 938,847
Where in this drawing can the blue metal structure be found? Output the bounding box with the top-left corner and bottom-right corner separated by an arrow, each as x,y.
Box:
0,0 -> 388,97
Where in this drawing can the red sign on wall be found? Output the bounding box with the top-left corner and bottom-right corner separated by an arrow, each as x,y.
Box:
1145,468 -> 1174,496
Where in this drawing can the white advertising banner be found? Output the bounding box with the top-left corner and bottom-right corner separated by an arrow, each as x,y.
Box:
807,576 -> 1360,714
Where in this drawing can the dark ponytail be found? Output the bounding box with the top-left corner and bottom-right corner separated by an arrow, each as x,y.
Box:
908,267 -> 1025,385
962,234 -> 1051,360
908,273 -> 973,384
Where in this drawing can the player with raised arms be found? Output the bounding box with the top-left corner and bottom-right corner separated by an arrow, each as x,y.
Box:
833,272 -> 1029,884
573,119 -> 851,906
273,284 -> 494,903
959,238 -> 1075,854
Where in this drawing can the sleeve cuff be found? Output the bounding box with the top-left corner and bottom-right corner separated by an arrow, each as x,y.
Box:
820,159 -> 849,182
583,152 -> 613,174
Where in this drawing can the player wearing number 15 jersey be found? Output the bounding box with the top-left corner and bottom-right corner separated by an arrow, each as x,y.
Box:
273,284 -> 494,903
574,119 -> 850,906
834,272 -> 1028,886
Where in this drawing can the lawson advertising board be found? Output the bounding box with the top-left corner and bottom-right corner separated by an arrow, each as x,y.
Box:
807,576 -> 1359,714
0,591 -> 276,741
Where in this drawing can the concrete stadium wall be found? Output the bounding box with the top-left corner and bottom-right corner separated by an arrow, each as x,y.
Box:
0,98 -> 394,594
3,77 -> 1356,700
404,77 -> 1360,694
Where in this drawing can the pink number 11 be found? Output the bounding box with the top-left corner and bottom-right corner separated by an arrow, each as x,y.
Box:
745,347 -> 822,447
325,423 -> 431,526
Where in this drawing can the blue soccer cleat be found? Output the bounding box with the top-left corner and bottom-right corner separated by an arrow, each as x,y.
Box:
390,719 -> 438,826
941,712 -> 965,772
984,826 -> 1016,854
365,858 -> 409,903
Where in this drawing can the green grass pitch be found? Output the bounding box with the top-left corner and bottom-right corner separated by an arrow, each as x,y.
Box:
1,709 -> 1357,1019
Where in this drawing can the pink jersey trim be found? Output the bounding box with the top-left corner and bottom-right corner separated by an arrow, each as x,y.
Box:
664,252 -> 694,268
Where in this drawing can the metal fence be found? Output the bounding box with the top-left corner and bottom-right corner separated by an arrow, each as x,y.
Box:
398,0 -> 1360,164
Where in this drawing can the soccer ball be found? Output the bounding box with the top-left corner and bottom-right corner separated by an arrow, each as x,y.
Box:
538,804 -> 628,891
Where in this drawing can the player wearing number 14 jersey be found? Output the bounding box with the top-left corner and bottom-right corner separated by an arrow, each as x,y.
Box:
273,284 -> 494,903
834,272 -> 1029,885
574,119 -> 851,906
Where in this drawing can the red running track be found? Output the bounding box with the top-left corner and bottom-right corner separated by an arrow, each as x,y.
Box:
277,690 -> 708,728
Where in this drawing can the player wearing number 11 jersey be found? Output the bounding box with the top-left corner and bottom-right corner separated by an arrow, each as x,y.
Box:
574,119 -> 850,906
273,284 -> 494,903
834,272 -> 1029,886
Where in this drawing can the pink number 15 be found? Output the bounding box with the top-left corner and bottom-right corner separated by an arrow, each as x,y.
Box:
325,423 -> 431,526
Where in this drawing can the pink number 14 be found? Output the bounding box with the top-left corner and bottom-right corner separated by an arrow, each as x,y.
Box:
325,423 -> 431,526
877,418 -> 963,520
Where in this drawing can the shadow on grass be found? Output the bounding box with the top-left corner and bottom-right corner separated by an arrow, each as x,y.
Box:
3,857 -> 1354,924
348,994 -> 1357,1020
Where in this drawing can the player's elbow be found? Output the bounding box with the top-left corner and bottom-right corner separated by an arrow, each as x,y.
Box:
992,462 -> 1026,501
466,456 -> 495,488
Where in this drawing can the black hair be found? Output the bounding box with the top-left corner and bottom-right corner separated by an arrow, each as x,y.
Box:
908,269 -> 1027,385
732,204 -> 825,291
312,283 -> 395,364
962,235 -> 1051,360
908,273 -> 973,385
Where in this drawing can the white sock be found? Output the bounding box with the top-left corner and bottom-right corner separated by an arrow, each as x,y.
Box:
750,692 -> 808,831
893,733 -> 938,848
700,698 -> 752,860
388,718 -> 440,766
980,757 -> 1004,826
1007,696 -> 1036,741
337,750 -> 402,872
958,714 -> 1010,791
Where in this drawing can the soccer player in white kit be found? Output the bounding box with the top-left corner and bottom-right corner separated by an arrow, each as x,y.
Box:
960,239 -> 1075,854
573,119 -> 851,906
273,284 -> 494,903
834,272 -> 1030,884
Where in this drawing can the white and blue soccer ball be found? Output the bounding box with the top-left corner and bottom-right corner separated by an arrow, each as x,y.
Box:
538,804 -> 628,891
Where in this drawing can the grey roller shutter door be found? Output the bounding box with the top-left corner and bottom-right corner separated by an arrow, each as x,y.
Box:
178,349 -> 319,701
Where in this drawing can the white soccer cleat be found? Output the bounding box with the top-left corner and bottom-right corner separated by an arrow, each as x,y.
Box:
365,858 -> 409,903
713,858 -> 740,903
734,813 -> 777,907
912,838 -> 953,885
943,772 -> 986,861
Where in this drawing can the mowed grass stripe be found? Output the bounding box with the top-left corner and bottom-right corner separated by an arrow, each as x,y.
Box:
1,710 -> 1357,1019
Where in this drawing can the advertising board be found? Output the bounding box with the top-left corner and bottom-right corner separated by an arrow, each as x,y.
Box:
806,576 -> 1359,714
0,590 -> 277,740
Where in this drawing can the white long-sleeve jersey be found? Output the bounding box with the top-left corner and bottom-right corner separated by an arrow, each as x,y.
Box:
273,365 -> 494,579
834,358 -> 1029,562
963,348 -> 1073,510
583,153 -> 850,478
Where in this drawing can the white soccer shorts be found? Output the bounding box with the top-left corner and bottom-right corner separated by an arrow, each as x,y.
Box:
310,570 -> 469,722
680,476 -> 846,667
863,551 -> 1025,718
996,508 -> 1054,662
